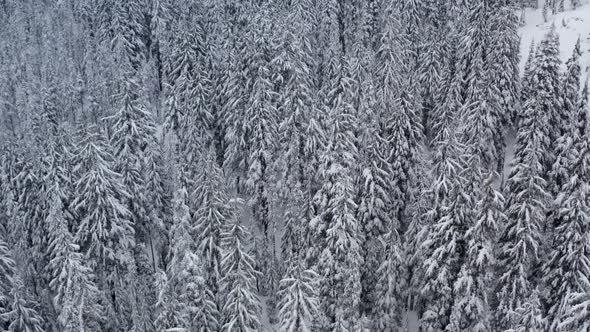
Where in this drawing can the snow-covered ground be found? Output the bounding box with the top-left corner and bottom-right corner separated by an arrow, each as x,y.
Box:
519,0 -> 590,73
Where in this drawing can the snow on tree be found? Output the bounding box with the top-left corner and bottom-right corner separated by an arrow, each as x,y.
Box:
220,214 -> 260,332
447,171 -> 504,332
278,256 -> 319,332
311,56 -> 362,331
506,288 -> 546,332
542,94 -> 590,331
417,30 -> 469,329
495,63 -> 550,328
193,148 -> 232,331
560,274 -> 590,331
72,127 -> 134,268
528,26 -> 562,177
487,1 -> 521,170
0,238 -> 14,324
46,192 -> 103,331
550,38 -> 582,196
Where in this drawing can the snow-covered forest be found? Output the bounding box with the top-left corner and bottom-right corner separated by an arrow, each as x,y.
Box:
0,0 -> 589,331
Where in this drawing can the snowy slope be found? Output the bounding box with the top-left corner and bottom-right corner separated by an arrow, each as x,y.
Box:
519,0 -> 590,73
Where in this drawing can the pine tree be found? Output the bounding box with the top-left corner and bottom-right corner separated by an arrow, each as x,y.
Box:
447,172 -> 504,332
72,127 -> 134,269
0,238 -> 14,326
550,38 -> 582,194
488,1 -> 521,170
560,274 -> 590,331
278,257 -> 319,332
495,64 -> 550,328
46,192 -> 103,331
220,217 -> 260,332
529,26 -> 562,177
506,288 -> 546,332
1,279 -> 45,332
418,35 -> 468,330
194,148 -> 231,332
542,93 -> 590,331
311,57 -> 362,331
109,78 -> 157,244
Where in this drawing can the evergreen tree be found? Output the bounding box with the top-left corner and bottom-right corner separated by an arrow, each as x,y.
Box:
0,238 -> 14,327
495,65 -> 550,328
278,257 -> 319,332
1,280 -> 45,332
72,127 -> 134,269
488,1 -> 521,170
550,38 -> 582,194
47,192 -> 103,331
418,33 -> 468,330
529,26 -> 562,177
506,288 -> 546,332
220,217 -> 260,332
561,274 -> 590,331
543,91 -> 590,331
71,127 -> 134,330
194,148 -> 231,332
447,172 -> 504,332
311,57 -> 362,331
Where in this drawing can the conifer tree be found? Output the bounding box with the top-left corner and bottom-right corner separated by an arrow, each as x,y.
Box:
418,37 -> 468,330
194,148 -> 231,331
71,127 -> 134,330
543,92 -> 590,331
278,257 -> 319,332
72,128 -> 134,269
46,193 -> 103,331
0,238 -> 14,326
495,61 -> 550,328
1,279 -> 45,332
507,288 -> 546,332
447,172 -> 504,332
550,39 -> 582,194
311,57 -> 362,331
488,1 -> 521,169
561,274 -> 590,331
220,216 -> 260,332
528,26 -> 562,176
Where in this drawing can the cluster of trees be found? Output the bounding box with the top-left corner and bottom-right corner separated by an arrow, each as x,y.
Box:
0,0 -> 589,331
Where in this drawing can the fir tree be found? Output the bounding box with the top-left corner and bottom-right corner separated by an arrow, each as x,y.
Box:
560,274 -> 590,331
46,192 -> 103,331
495,64 -> 550,328
529,26 -> 562,177
506,288 -> 546,332
278,257 -> 319,332
447,171 -> 504,332
194,148 -> 230,332
220,217 -> 260,332
543,93 -> 590,331
72,127 -> 134,269
311,57 -> 362,331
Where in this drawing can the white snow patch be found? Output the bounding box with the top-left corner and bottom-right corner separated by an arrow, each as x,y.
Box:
519,0 -> 590,75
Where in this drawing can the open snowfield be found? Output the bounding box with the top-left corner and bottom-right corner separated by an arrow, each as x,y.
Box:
520,0 -> 590,73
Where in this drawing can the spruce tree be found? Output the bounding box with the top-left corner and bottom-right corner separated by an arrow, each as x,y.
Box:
194,148 -> 231,331
46,193 -> 103,331
550,38 -> 582,194
278,257 -> 319,332
543,93 -> 590,331
529,26 -> 562,177
495,63 -> 550,328
72,127 -> 134,269
312,57 -> 362,331
220,216 -> 260,332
